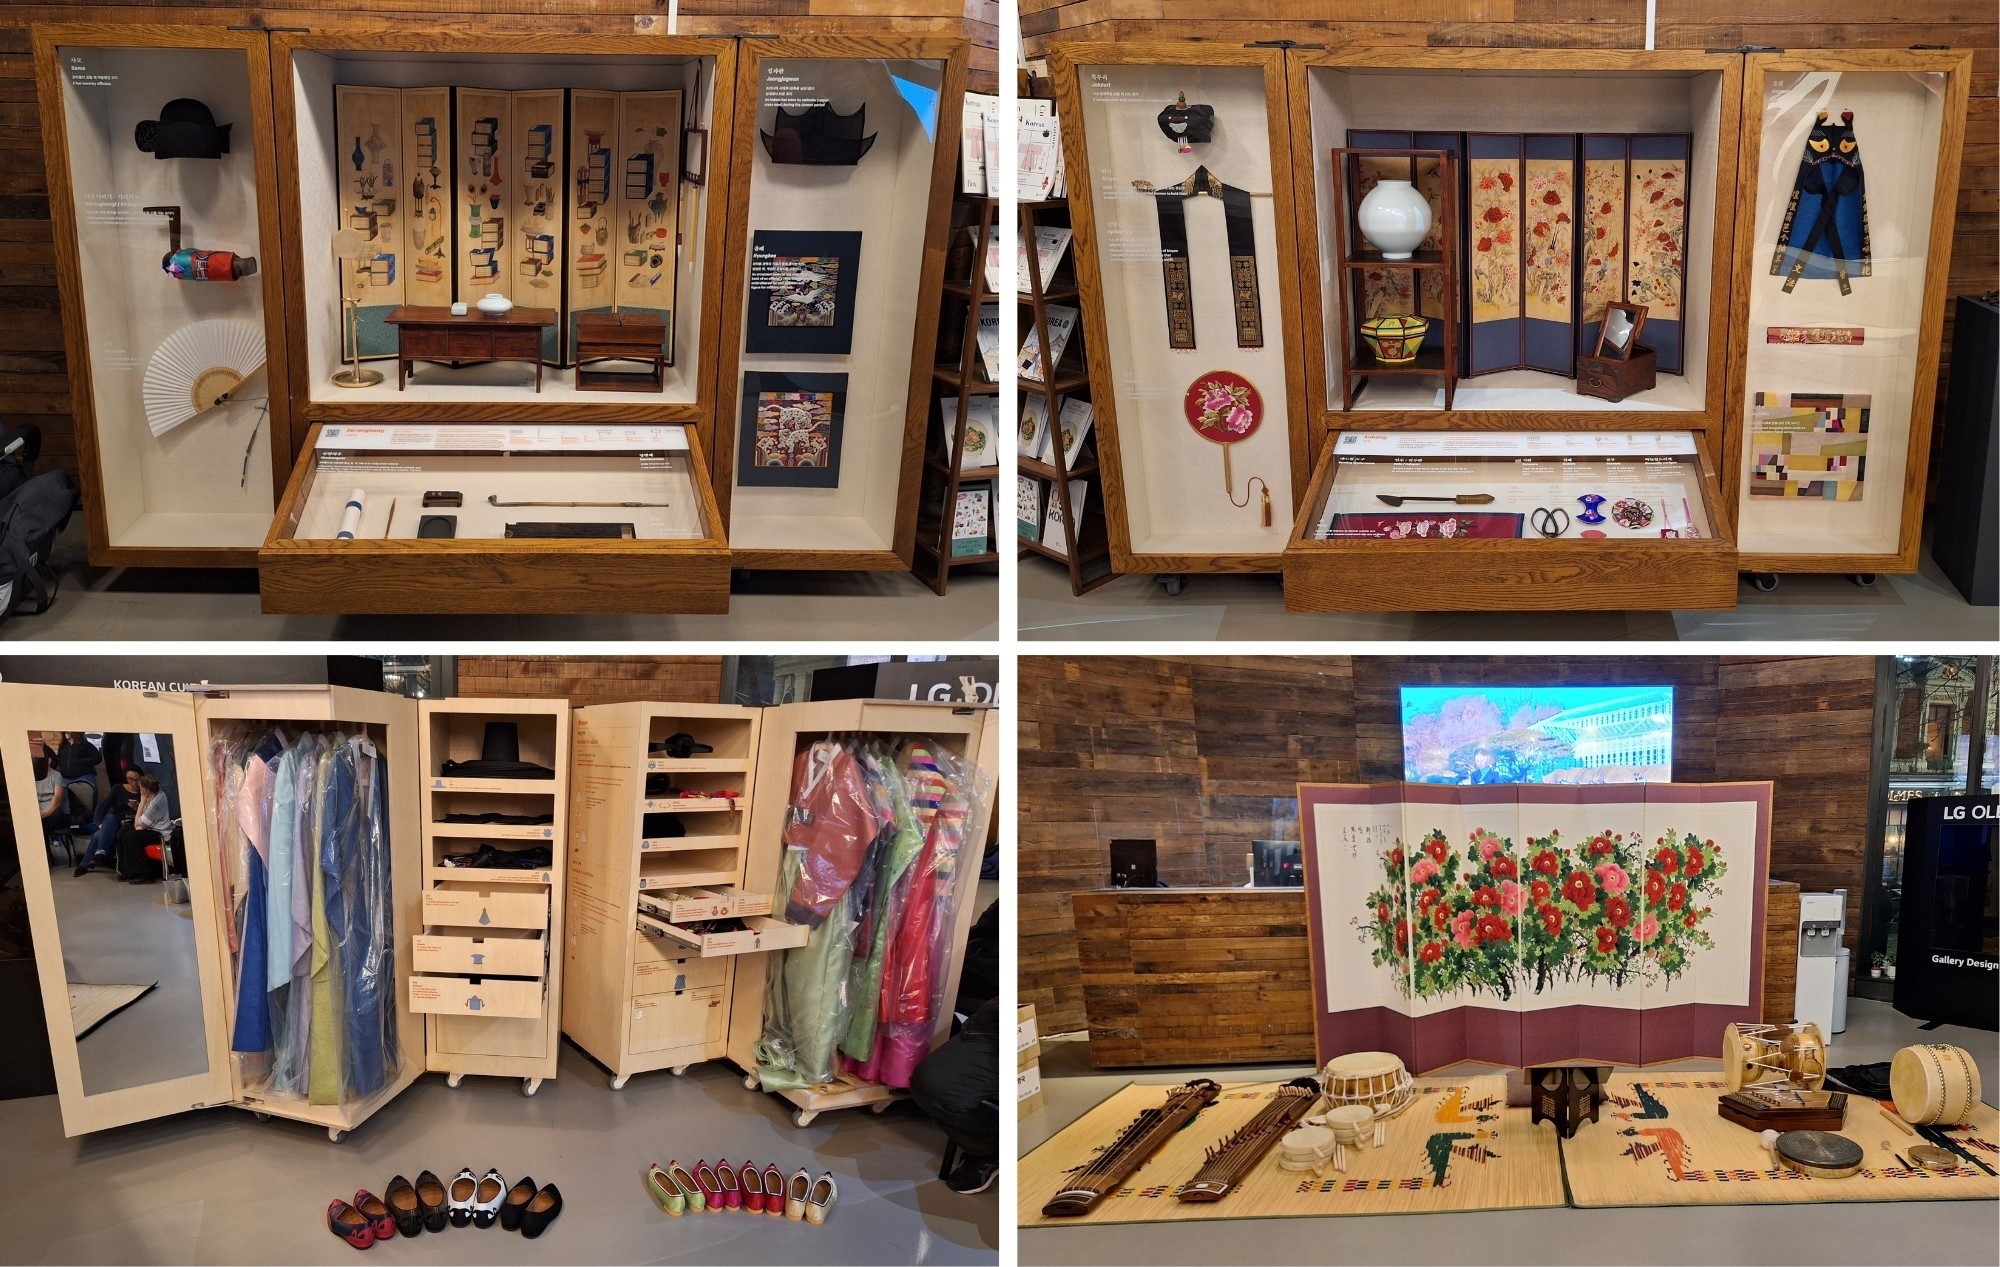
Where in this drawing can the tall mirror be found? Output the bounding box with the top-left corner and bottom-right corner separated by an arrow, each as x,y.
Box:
25,728 -> 210,1095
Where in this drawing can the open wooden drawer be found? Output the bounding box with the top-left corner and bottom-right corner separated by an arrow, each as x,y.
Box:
634,910 -> 809,958
259,423 -> 731,614
1281,430 -> 1738,610
638,888 -> 772,923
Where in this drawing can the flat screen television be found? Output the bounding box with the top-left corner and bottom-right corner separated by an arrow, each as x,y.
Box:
1400,685 -> 1674,785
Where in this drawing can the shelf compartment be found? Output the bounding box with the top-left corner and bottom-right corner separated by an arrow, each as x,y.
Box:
637,848 -> 741,890
410,974 -> 544,1019
633,948 -> 731,995
645,716 -> 755,762
643,757 -> 749,775
641,795 -> 743,815
425,777 -> 559,796
631,985 -> 725,1053
429,818 -> 559,842
427,709 -> 562,780
427,863 -> 556,886
413,929 -> 547,978
634,911 -> 808,958
421,885 -> 550,931
638,887 -> 772,923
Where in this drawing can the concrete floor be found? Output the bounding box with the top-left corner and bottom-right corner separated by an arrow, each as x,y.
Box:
4,521 -> 998,641
0,1041 -> 996,1265
52,861 -> 207,1095
1020,544 -> 1998,642
1019,997 -> 2000,1266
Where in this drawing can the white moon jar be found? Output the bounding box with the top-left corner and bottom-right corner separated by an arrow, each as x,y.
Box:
1356,179 -> 1432,260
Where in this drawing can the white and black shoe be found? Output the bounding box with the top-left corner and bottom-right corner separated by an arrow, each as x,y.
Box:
945,1157 -> 998,1195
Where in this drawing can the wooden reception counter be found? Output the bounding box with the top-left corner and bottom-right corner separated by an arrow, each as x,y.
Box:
1072,880 -> 1804,1069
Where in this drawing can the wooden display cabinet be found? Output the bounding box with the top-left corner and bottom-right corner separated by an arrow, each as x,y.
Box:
727,700 -> 998,1128
0,683 -> 423,1142
562,702 -> 768,1090
414,698 -> 569,1096
31,25 -> 298,568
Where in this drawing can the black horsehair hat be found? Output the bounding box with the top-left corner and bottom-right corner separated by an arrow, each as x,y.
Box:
136,98 -> 232,160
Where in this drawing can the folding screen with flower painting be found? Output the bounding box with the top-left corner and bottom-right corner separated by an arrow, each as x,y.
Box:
1579,134 -> 1691,374
1301,782 -> 1769,1072
1347,131 -> 1460,322
1464,134 -> 1577,377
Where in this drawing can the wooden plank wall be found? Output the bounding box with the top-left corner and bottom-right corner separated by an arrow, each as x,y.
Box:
1765,879 -> 1801,1023
1022,654 -> 1881,1035
1020,0 -> 1998,495
455,655 -> 723,707
1716,655 -> 1877,990
0,1 -> 994,478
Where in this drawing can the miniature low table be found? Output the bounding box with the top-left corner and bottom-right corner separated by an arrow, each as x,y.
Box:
385,305 -> 557,391
574,311 -> 668,392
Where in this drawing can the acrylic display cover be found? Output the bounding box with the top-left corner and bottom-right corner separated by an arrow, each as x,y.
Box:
745,230 -> 862,355
1300,781 -> 1771,1071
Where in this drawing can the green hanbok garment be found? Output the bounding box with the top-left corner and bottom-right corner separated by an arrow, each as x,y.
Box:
307,739 -> 342,1105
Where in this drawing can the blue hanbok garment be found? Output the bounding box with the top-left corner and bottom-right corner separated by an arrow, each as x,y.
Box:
229,732 -> 283,1054
322,737 -> 395,1099
266,742 -> 301,991
1772,109 -> 1870,295
268,737 -> 318,1095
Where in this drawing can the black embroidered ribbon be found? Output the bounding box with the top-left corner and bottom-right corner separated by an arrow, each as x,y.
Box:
1154,166 -> 1263,350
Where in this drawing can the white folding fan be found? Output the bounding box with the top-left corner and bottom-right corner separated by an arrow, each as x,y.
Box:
141,318 -> 265,437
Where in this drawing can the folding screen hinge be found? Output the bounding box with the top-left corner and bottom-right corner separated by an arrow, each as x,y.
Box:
1708,45 -> 1782,53
226,23 -> 310,32
1909,44 -> 1951,50
1245,40 -> 1324,50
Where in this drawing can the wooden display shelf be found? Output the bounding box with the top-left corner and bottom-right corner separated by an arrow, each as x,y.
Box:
427,819 -> 560,842
1350,345 -> 1448,377
1018,454 -> 1098,481
425,777 -> 558,795
426,865 -> 557,887
1329,146 -> 1460,412
643,757 -> 748,774
641,796 -> 744,814
915,193 -> 1001,595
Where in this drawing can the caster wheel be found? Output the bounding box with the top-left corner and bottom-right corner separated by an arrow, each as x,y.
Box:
671,1065 -> 689,1077
1158,573 -> 1187,597
328,1128 -> 346,1144
744,1074 -> 760,1091
870,1100 -> 892,1115
1851,573 -> 1877,588
446,1072 -> 465,1089
253,1111 -> 271,1123
522,1079 -> 541,1097
1749,573 -> 1780,593
793,1109 -> 818,1128
610,1075 -> 630,1091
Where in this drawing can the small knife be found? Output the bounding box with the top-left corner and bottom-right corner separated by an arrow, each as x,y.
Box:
1375,494 -> 1497,507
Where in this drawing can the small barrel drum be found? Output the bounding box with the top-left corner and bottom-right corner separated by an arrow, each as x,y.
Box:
1891,1044 -> 1982,1126
1780,1024 -> 1828,1090
1323,1104 -> 1376,1148
1321,1051 -> 1413,1119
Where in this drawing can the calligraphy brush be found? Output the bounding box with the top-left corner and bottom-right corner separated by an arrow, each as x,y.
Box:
488,495 -> 670,508
1375,493 -> 1496,507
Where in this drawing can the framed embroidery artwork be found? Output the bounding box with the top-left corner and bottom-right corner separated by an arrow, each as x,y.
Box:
744,229 -> 862,355
736,371 -> 847,488
1465,133 -> 1576,377
1749,391 -> 1869,501
1578,134 -> 1690,374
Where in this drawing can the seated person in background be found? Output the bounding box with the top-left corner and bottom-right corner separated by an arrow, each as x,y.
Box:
75,766 -> 141,877
33,753 -> 68,852
909,901 -> 999,1195
52,732 -> 101,792
115,775 -> 170,883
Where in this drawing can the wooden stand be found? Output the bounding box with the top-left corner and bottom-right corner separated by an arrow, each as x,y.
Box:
573,312 -> 667,392
1529,1066 -> 1607,1139
1018,196 -> 1112,593
414,699 -> 569,1097
385,305 -> 557,391
914,193 -> 999,594
1329,147 -> 1459,410
561,703 -> 766,1091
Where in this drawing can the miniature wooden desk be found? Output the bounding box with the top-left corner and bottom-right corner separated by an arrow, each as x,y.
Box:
385,305 -> 556,391
574,312 -> 668,392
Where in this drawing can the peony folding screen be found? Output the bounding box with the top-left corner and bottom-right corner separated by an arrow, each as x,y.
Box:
1300,781 -> 1770,1071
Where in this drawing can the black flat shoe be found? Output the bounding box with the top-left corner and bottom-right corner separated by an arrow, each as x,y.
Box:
384,1175 -> 423,1238
500,1175 -> 537,1232
518,1183 -> 562,1239
415,1169 -> 448,1233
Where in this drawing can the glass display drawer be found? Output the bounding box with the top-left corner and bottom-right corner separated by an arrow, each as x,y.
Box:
260,423 -> 729,613
1281,430 -> 1737,610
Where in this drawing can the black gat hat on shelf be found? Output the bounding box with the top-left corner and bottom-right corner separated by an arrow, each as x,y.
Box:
439,720 -> 555,780
760,104 -> 877,166
135,98 -> 232,159
649,731 -> 714,759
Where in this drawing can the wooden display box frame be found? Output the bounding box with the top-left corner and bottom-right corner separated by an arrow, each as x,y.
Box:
415,697 -> 570,1094
714,35 -> 971,574
1721,50 -> 1972,579
257,422 -> 732,614
728,702 -> 998,1127
268,31 -> 740,437
0,683 -> 424,1142
30,24 -> 300,570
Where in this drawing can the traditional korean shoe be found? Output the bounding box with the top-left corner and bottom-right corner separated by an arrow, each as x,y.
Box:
784,1167 -> 811,1220
645,1163 -> 687,1216
762,1164 -> 784,1216
415,1170 -> 449,1233
472,1169 -> 505,1228
448,1167 -> 477,1228
805,1172 -> 837,1225
501,1175 -> 538,1231
667,1160 -> 704,1213
518,1183 -> 563,1239
328,1199 -> 374,1250
693,1160 -> 726,1211
740,1160 -> 765,1213
717,1160 -> 742,1211
384,1175 -> 423,1238
353,1190 -> 396,1241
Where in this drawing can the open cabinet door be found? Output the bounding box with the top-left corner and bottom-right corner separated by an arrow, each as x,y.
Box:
0,685 -> 233,1136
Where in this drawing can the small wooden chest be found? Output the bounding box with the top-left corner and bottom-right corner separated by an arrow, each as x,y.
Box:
1577,344 -> 1657,403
